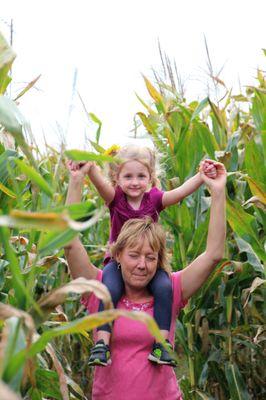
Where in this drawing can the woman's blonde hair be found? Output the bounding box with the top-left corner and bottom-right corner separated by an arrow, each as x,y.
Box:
107,144 -> 162,187
110,217 -> 172,275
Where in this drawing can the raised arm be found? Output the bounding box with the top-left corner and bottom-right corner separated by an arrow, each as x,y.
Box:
64,237 -> 98,280
64,162 -> 99,280
180,162 -> 226,300
162,172 -> 203,207
162,160 -> 217,208
88,163 -> 115,205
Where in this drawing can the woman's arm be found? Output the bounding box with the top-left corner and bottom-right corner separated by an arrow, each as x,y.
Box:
64,238 -> 98,280
64,162 -> 99,279
181,162 -> 226,300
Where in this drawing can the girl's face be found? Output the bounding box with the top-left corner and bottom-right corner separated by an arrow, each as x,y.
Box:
117,161 -> 151,200
117,237 -> 158,290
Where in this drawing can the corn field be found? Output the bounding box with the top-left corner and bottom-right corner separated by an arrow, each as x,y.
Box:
0,32 -> 265,400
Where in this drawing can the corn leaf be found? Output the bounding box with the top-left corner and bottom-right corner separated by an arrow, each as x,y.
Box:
244,176 -> 266,204
13,74 -> 41,102
225,362 -> 250,400
14,159 -> 53,197
226,198 -> 265,261
0,181 -> 16,198
65,149 -> 113,163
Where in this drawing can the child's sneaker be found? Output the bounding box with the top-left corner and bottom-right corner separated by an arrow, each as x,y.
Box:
88,339 -> 111,366
148,339 -> 177,367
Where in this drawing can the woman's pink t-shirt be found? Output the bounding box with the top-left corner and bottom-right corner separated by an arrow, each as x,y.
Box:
82,270 -> 186,400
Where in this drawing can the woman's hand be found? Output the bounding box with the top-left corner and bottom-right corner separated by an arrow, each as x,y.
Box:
66,160 -> 94,180
200,160 -> 227,192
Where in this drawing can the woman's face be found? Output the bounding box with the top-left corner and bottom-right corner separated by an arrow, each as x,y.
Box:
117,237 -> 159,290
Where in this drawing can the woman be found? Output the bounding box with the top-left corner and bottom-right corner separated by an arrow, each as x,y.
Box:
64,161 -> 226,400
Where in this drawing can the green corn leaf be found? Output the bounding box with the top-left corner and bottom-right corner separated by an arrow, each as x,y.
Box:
40,201 -> 95,220
14,158 -> 53,197
251,90 -> 266,132
191,97 -> 209,121
193,390 -> 215,400
136,112 -> 155,135
0,67 -> 12,95
39,229 -> 78,257
65,149 -> 114,163
234,236 -> 263,272
244,176 -> 266,205
0,181 -> 16,198
226,197 -> 265,261
0,32 -> 16,94
187,217 -> 209,260
225,362 -> 250,400
0,95 -> 24,136
89,140 -> 105,154
1,317 -> 26,390
34,369 -> 62,400
244,139 -> 266,185
195,122 -> 218,158
0,149 -> 18,184
26,387 -> 43,400
0,227 -> 27,309
135,92 -> 156,115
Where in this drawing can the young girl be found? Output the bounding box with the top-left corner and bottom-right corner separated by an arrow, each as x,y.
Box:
67,145 -> 216,367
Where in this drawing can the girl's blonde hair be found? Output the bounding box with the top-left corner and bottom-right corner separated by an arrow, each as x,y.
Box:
107,144 -> 161,187
110,217 -> 172,275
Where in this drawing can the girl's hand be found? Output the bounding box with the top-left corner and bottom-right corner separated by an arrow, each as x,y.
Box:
199,161 -> 227,192
202,159 -> 217,179
66,160 -> 94,179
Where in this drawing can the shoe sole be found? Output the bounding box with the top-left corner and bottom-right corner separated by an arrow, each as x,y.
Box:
88,359 -> 112,367
148,354 -> 177,367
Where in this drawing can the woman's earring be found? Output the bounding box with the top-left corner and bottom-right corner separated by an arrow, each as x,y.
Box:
117,262 -> 121,270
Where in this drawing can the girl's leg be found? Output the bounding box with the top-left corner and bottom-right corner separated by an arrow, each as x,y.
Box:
88,260 -> 124,366
148,268 -> 173,335
148,269 -> 176,366
97,260 -> 124,344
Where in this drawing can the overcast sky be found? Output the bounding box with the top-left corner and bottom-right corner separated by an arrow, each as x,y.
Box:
1,0 -> 265,151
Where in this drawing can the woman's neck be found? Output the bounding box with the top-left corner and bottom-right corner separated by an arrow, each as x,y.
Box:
124,284 -> 152,302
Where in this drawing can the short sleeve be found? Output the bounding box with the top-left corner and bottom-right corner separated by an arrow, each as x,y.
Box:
81,270 -> 103,313
171,271 -> 188,312
108,185 -> 124,210
149,187 -> 164,212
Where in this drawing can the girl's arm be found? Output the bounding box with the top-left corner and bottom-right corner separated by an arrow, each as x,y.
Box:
64,163 -> 99,279
162,172 -> 203,207
162,159 -> 217,208
180,162 -> 226,300
88,163 -> 115,205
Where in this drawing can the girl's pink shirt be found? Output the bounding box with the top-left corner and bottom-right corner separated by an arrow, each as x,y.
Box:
82,270 -> 186,400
